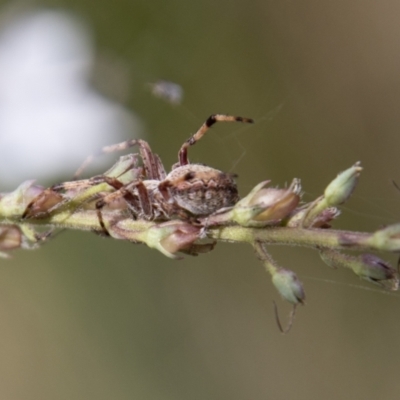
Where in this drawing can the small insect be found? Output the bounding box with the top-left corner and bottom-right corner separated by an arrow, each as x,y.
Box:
148,80 -> 184,105
25,114 -> 253,234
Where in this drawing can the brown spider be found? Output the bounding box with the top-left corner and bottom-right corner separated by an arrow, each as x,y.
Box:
26,114 -> 253,234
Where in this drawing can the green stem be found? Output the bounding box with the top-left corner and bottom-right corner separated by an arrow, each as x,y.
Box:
1,208 -> 399,254
207,225 -> 378,252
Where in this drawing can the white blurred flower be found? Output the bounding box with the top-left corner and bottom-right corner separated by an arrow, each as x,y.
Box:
0,9 -> 142,188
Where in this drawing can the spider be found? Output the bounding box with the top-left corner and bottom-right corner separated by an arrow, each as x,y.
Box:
25,114 -> 253,234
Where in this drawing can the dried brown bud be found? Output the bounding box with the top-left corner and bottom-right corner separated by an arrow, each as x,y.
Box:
250,187 -> 301,222
23,189 -> 64,219
309,207 -> 341,228
232,179 -> 301,227
134,221 -> 201,259
0,226 -> 22,251
354,254 -> 398,290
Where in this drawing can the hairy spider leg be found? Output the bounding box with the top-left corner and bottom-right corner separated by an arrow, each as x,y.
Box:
52,178 -> 101,192
31,139 -> 166,234
73,139 -> 167,181
49,154 -> 142,205
178,114 -> 254,166
95,177 -> 152,235
23,165 -> 136,220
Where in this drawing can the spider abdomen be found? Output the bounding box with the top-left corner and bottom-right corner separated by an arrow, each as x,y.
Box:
163,164 -> 239,216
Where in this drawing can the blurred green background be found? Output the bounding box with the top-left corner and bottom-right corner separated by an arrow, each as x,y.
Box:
1,0 -> 400,399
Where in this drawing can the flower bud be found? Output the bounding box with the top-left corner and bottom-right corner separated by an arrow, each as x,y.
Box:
352,254 -> 398,290
0,226 -> 22,251
22,188 -> 64,219
368,223 -> 400,252
286,205 -> 340,228
137,221 -> 201,259
324,162 -> 362,206
232,179 -> 301,227
320,249 -> 399,290
0,181 -> 48,218
272,268 -> 305,305
230,203 -> 268,227
300,163 -> 361,227
309,207 -> 341,228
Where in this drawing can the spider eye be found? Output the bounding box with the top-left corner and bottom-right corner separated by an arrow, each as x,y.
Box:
184,172 -> 196,181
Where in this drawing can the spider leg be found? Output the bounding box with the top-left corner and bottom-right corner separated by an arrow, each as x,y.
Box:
52,178 -> 97,192
74,139 -> 167,181
96,177 -> 151,215
110,141 -> 164,181
95,178 -> 153,234
178,114 -> 254,166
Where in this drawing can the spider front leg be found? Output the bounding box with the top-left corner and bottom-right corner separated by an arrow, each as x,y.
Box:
95,177 -> 153,235
23,153 -> 142,220
74,139 -> 167,181
178,114 -> 254,166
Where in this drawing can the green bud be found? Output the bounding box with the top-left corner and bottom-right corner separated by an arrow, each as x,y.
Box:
324,162 -> 362,206
231,204 -> 267,227
0,181 -> 46,218
368,223 -> 400,252
272,268 -> 305,305
300,162 -> 361,227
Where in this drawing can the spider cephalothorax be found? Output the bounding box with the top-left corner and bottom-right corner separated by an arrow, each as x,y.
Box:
25,114 -> 253,233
